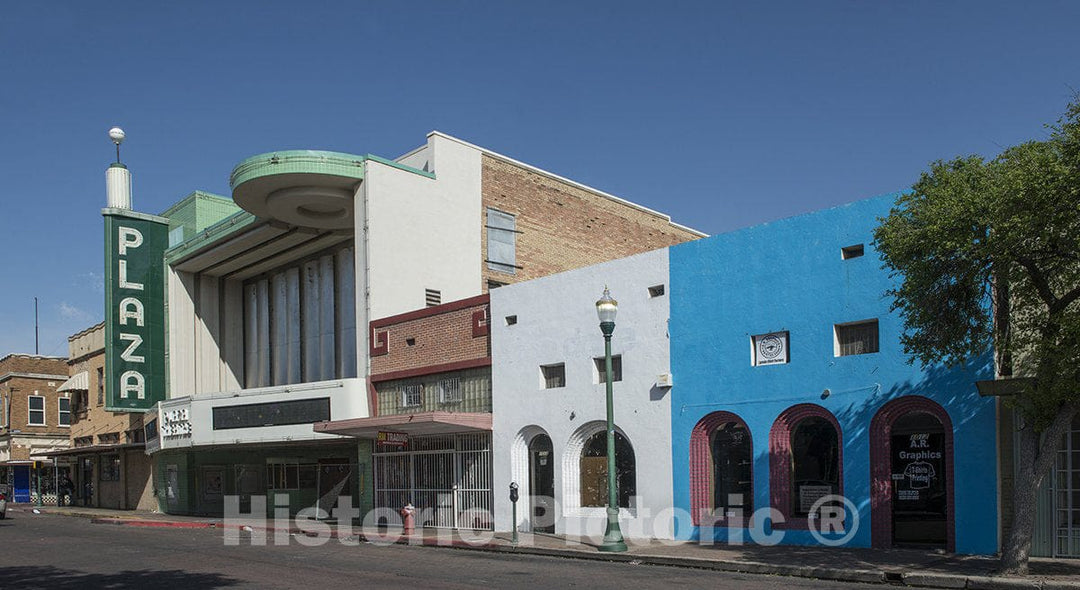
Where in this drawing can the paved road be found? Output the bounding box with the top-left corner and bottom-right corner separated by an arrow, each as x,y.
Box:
0,512 -> 879,589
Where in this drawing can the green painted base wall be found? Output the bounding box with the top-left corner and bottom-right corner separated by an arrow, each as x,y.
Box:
154,441 -> 372,520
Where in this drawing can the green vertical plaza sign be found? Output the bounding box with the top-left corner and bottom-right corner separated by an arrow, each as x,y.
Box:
103,209 -> 168,411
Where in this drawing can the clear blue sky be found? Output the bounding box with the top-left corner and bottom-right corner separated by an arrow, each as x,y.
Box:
1,1 -> 1078,358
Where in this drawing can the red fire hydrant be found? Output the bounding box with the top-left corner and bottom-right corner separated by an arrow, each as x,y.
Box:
400,503 -> 416,534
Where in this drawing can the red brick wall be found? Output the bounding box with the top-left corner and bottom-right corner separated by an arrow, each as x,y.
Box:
370,296 -> 490,377
480,155 -> 701,290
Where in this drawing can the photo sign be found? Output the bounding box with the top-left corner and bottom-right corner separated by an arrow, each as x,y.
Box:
103,210 -> 169,411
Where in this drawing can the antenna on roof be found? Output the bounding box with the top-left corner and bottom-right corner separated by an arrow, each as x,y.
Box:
34,297 -> 39,355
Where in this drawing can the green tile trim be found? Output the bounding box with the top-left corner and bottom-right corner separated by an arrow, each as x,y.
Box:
229,150 -> 367,189
363,153 -> 435,179
229,150 -> 435,189
159,190 -> 232,219
163,210 -> 259,264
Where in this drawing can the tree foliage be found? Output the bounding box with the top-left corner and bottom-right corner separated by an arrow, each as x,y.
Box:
873,99 -> 1080,429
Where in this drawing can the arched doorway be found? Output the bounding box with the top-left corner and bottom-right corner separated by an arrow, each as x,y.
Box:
528,433 -> 555,533
870,396 -> 955,551
689,411 -> 753,526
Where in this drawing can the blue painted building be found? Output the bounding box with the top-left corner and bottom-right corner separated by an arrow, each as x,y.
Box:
669,194 -> 998,554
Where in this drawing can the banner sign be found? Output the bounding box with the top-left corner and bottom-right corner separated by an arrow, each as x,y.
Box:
103,210 -> 168,411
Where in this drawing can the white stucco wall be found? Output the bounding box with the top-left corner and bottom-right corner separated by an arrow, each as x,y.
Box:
490,248 -> 675,539
366,134 -> 483,320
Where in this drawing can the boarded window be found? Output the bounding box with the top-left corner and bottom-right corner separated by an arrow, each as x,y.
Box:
835,319 -> 879,356
486,208 -> 517,274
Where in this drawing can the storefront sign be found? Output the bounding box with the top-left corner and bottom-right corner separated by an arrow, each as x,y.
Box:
891,431 -> 945,511
377,431 -> 409,448
103,211 -> 168,411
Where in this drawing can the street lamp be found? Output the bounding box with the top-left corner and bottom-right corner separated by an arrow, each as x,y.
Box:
595,287 -> 627,552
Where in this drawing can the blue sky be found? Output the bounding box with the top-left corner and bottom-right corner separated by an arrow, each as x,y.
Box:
1,1 -> 1078,357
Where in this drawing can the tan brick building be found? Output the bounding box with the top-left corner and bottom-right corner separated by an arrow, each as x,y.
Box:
0,353 -> 70,503
479,153 -> 701,290
48,323 -> 155,510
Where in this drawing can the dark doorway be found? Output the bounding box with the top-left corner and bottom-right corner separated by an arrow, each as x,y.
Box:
710,422 -> 753,513
317,459 -> 353,519
528,434 -> 555,533
891,412 -> 947,546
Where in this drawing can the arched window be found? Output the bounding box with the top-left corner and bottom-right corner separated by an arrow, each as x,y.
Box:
769,404 -> 843,528
690,411 -> 753,525
579,431 -> 636,508
791,416 -> 840,516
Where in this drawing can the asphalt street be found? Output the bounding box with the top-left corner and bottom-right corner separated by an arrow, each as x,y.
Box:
0,512 -> 881,589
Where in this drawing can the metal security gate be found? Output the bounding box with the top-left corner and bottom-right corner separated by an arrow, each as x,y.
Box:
373,433 -> 493,530
1053,417 -> 1080,557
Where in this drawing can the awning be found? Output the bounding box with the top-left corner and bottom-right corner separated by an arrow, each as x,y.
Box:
41,442 -> 145,457
314,411 -> 492,438
57,371 -> 89,392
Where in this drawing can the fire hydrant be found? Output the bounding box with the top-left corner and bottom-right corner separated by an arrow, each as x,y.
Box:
400,503 -> 416,534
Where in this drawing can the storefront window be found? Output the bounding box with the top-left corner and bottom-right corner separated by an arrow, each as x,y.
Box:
579,431 -> 636,508
791,416 -> 839,516
101,456 -> 121,481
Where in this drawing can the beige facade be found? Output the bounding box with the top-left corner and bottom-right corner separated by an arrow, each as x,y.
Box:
55,323 -> 155,510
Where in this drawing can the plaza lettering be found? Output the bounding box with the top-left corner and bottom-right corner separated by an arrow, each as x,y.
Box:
117,225 -> 147,399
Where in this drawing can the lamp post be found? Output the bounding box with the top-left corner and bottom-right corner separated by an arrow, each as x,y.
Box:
595,287 -> 627,552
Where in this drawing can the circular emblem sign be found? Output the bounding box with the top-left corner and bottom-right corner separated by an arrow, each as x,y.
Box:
757,333 -> 786,362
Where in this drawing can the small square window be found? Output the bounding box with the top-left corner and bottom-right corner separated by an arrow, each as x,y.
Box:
835,319 -> 879,356
505,315 -> 518,326
401,384 -> 423,407
405,337 -> 416,347
593,355 -> 623,384
648,285 -> 666,298
541,364 -> 566,389
841,244 -> 864,260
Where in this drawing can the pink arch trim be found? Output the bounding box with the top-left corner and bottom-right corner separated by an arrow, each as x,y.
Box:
769,403 -> 843,530
869,395 -> 955,552
689,411 -> 753,526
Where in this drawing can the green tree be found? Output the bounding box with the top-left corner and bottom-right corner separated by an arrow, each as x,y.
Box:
873,99 -> 1080,574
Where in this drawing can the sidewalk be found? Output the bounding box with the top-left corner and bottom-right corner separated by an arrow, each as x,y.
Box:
13,504 -> 1080,589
